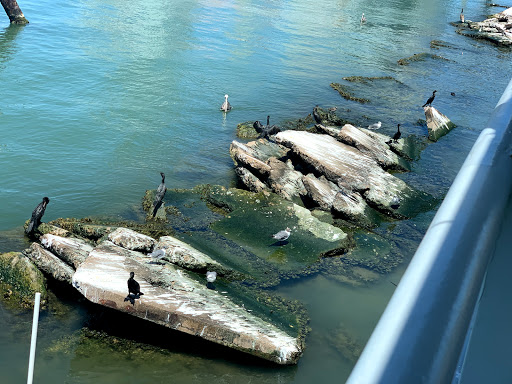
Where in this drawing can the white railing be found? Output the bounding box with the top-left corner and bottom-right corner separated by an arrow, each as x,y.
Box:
346,78 -> 512,384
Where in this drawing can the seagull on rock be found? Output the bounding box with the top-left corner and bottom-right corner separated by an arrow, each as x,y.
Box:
149,248 -> 166,263
272,227 -> 291,244
367,121 -> 382,130
206,271 -> 217,290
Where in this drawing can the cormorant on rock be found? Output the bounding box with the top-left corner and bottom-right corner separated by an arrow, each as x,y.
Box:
220,94 -> 232,112
422,90 -> 437,107
460,8 -> 464,23
127,271 -> 143,296
361,13 -> 366,23
312,105 -> 322,124
152,172 -> 167,218
26,197 -> 50,235
272,227 -> 291,245
368,121 -> 382,130
392,124 -> 401,142
254,115 -> 281,139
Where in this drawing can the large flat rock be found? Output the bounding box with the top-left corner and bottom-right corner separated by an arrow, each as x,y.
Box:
72,241 -> 302,364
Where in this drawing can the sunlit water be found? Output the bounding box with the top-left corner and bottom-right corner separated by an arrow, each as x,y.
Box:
1,0 -> 511,382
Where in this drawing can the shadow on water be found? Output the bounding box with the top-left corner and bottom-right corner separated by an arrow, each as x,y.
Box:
0,23 -> 25,68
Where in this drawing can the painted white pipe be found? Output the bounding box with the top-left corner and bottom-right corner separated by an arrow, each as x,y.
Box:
27,292 -> 41,384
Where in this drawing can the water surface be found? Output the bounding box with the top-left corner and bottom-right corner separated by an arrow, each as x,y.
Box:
1,0 -> 511,382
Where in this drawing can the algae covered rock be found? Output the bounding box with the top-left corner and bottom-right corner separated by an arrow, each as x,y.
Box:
0,251 -> 47,308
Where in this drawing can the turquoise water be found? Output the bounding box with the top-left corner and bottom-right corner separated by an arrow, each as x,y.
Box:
1,0 -> 511,382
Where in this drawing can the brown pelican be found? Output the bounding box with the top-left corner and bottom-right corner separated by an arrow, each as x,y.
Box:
26,197 -> 50,235
460,9 -> 464,23
361,13 -> 366,23
422,90 -> 437,107
220,94 -> 232,112
152,172 -> 167,218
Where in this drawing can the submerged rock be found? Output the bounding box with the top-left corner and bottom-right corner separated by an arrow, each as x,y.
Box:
0,251 -> 47,308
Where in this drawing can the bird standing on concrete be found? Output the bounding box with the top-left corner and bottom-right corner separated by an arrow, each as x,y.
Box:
26,197 -> 50,235
422,90 -> 437,107
220,94 -> 232,112
392,124 -> 401,142
152,172 -> 167,218
127,271 -> 143,296
272,227 -> 291,244
149,248 -> 166,263
368,121 -> 382,130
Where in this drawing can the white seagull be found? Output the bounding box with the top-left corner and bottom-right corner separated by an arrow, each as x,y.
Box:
272,227 -> 291,243
368,121 -> 382,130
206,271 -> 217,283
149,248 -> 166,262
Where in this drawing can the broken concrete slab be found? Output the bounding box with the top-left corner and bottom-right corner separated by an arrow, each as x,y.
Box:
424,106 -> 456,141
24,243 -> 75,284
40,234 -> 93,269
71,240 -> 303,364
108,227 -> 156,253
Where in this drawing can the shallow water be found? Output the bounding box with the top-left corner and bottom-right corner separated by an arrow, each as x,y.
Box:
1,0 -> 511,382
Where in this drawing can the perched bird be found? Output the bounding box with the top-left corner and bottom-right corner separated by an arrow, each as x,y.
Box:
460,8 -> 464,23
392,124 -> 402,142
272,227 -> 291,244
391,195 -> 401,209
422,90 -> 437,107
127,271 -> 143,296
254,116 -> 281,139
206,271 -> 217,290
152,172 -> 167,218
206,271 -> 217,283
26,197 -> 50,235
361,13 -> 366,23
149,248 -> 166,263
220,94 -> 232,112
368,121 -> 382,130
312,105 -> 322,124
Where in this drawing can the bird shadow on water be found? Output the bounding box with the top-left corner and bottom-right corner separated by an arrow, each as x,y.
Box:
269,240 -> 289,247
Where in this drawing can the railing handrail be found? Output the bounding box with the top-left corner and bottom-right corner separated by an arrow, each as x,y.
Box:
346,78 -> 512,384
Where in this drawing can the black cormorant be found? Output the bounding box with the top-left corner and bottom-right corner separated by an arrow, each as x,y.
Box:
392,124 -> 401,142
127,271 -> 143,296
312,105 -> 322,124
422,90 -> 437,107
152,172 -> 167,218
26,197 -> 50,235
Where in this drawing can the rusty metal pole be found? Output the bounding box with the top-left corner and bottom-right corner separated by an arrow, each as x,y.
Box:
0,0 -> 28,24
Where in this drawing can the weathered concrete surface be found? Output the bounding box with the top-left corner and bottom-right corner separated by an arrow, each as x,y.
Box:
24,243 -> 75,284
318,124 -> 409,171
266,157 -> 307,201
0,251 -> 47,308
40,234 -> 93,269
234,167 -> 269,193
155,236 -> 225,272
72,240 -> 303,364
230,139 -> 288,178
274,130 -> 415,217
108,227 -> 156,252
424,106 -> 456,141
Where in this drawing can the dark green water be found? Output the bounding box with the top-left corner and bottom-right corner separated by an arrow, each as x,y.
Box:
1,0 -> 511,382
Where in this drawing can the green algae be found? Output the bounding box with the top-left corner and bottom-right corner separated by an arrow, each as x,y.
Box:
0,252 -> 47,308
330,83 -> 370,104
236,121 -> 260,139
397,52 -> 452,65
